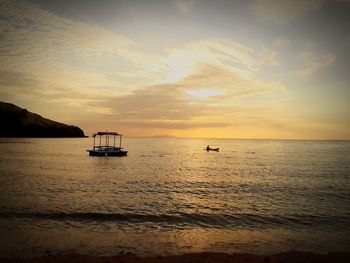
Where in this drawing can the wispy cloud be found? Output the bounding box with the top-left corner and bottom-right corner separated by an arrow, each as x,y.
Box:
253,0 -> 324,23
179,63 -> 285,97
164,38 -> 279,82
296,51 -> 335,78
100,60 -> 287,132
0,0 -> 290,136
0,0 -> 132,93
0,0 -> 166,99
174,0 -> 198,14
273,38 -> 291,47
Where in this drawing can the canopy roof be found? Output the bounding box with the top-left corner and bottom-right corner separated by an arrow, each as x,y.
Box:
92,131 -> 122,137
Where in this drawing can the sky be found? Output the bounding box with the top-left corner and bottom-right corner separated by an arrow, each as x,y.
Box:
0,0 -> 349,139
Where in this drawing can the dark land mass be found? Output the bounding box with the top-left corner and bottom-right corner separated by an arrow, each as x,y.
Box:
0,102 -> 85,137
1,251 -> 350,263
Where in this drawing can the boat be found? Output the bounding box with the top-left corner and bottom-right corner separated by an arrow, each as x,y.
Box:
206,147 -> 219,152
206,145 -> 220,152
87,131 -> 128,156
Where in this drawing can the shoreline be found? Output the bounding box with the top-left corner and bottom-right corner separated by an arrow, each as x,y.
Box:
2,251 -> 350,263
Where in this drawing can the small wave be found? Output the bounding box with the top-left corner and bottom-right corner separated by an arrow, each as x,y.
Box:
0,211 -> 349,230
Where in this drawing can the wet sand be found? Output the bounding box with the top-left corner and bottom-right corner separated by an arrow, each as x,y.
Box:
2,251 -> 350,263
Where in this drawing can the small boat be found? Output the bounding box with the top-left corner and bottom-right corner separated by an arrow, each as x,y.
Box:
205,145 -> 220,152
87,131 -> 128,157
206,147 -> 219,152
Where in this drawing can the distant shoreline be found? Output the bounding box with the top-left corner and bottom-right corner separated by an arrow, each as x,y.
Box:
1,136 -> 349,141
107,135 -> 350,142
2,251 -> 350,263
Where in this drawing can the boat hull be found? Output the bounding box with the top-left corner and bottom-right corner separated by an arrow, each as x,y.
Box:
206,148 -> 219,152
88,150 -> 128,157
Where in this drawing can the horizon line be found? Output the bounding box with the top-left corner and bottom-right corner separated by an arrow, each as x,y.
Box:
113,135 -> 350,142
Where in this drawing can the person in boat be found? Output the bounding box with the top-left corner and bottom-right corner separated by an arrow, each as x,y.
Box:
206,145 -> 210,151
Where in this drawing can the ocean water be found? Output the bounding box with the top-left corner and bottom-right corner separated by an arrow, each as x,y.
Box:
0,137 -> 349,257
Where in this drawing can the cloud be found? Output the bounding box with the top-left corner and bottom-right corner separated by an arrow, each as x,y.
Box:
179,63 -> 285,97
0,0 -> 289,135
273,38 -> 291,47
296,51 -> 335,78
0,0 -> 167,101
164,38 -> 279,84
0,0 -> 125,90
0,70 -> 114,114
0,71 -> 42,93
174,0 -> 198,14
100,61 -> 287,131
0,0 -> 134,67
106,82 -> 224,120
0,0 -> 169,81
112,120 -> 230,130
103,82 -> 232,130
253,0 -> 324,23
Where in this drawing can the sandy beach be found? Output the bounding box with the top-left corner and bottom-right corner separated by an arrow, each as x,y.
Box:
2,251 -> 350,263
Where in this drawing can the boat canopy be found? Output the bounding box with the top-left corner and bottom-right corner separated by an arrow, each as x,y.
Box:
88,130 -> 127,156
92,131 -> 122,137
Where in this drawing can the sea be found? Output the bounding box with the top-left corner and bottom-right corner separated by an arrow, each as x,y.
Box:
0,137 -> 349,257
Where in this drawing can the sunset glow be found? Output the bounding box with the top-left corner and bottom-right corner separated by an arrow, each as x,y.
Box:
0,0 -> 349,139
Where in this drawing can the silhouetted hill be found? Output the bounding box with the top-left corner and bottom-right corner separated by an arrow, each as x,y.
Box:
0,102 -> 85,137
